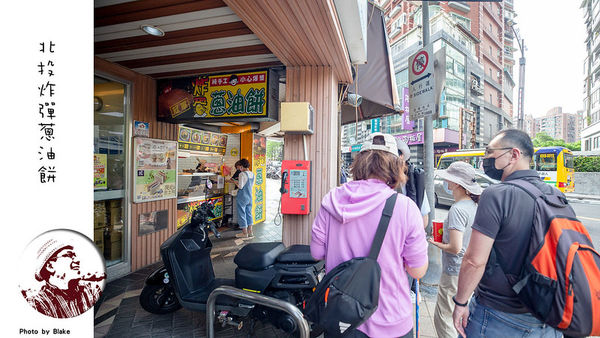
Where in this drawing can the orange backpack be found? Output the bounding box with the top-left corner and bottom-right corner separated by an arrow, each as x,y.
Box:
503,180 -> 600,337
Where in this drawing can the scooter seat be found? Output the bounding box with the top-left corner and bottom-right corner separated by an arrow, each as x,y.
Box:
276,244 -> 318,263
234,242 -> 285,271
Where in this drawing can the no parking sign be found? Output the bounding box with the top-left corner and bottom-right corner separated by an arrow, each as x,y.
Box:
409,45 -> 435,120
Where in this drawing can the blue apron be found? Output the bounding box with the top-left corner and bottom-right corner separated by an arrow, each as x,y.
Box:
236,171 -> 254,228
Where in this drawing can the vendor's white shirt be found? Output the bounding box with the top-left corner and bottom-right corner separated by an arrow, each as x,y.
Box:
238,171 -> 254,189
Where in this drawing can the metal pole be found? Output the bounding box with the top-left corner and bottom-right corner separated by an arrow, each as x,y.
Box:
422,0 -> 433,231
511,22 -> 526,132
421,2 -> 441,285
206,285 -> 310,338
518,40 -> 526,131
459,107 -> 464,149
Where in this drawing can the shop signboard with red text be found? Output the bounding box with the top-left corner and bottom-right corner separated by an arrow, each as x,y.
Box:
157,69 -> 279,123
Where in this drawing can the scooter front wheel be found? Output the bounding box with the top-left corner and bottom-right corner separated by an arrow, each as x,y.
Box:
139,284 -> 181,314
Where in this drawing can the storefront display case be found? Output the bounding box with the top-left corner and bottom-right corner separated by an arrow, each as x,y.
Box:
176,125 -> 231,228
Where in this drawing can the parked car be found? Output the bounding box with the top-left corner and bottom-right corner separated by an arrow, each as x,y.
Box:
433,170 -> 499,207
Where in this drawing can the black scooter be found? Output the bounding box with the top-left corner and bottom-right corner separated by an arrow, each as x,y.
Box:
139,200 -> 325,334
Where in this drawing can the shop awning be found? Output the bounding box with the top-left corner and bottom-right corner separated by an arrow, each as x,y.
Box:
341,2 -> 401,125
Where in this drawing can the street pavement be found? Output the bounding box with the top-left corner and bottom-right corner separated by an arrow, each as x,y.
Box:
433,194 -> 600,248
94,179 -> 599,337
567,198 -> 600,249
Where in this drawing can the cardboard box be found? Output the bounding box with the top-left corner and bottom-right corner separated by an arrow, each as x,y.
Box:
94,202 -> 107,228
108,200 -> 121,209
94,229 -> 104,246
96,242 -> 104,255
94,214 -> 106,227
109,229 -> 122,243
109,212 -> 122,226
110,240 -> 122,261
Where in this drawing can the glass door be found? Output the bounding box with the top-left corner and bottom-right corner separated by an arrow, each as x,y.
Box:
94,75 -> 129,272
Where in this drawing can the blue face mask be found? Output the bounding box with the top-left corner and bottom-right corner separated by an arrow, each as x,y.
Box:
443,181 -> 453,195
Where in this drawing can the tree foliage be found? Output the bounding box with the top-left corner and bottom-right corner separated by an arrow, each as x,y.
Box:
532,132 -> 580,151
266,139 -> 283,161
575,156 -> 600,172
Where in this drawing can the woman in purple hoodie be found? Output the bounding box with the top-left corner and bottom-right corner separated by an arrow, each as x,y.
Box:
311,132 -> 429,338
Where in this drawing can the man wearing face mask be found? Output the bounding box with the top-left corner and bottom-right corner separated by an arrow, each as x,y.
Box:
451,129 -> 561,337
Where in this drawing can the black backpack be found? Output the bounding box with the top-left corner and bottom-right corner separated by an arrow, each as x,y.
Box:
405,163 -> 425,208
304,194 -> 397,337
500,180 -> 600,337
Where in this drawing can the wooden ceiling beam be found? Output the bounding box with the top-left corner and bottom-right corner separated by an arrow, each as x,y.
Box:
95,22 -> 251,54
117,44 -> 272,69
146,61 -> 283,79
95,0 -> 226,27
223,0 -> 352,83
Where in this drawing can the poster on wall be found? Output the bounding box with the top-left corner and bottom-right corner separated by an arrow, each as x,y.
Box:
138,210 -> 169,236
176,196 -> 224,229
177,125 -> 227,155
134,121 -> 150,137
157,69 -> 278,123
133,137 -> 177,203
252,135 -> 266,224
94,154 -> 107,190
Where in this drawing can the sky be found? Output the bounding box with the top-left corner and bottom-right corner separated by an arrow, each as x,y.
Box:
513,0 -> 587,117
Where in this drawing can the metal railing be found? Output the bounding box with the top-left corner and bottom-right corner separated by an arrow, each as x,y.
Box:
206,285 -> 310,338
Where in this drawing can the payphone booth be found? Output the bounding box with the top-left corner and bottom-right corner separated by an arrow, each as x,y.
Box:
280,160 -> 311,215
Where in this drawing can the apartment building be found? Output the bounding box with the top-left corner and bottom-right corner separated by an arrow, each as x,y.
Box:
377,0 -> 515,149
534,107 -> 581,144
582,0 -> 600,151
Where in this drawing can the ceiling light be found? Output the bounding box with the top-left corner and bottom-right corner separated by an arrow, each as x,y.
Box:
140,24 -> 165,37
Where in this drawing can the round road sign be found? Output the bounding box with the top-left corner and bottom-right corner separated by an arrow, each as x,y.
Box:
412,51 -> 429,76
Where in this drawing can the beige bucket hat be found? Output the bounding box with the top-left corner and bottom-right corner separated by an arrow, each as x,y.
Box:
436,161 -> 483,195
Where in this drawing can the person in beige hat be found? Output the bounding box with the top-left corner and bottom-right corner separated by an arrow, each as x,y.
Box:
428,161 -> 482,338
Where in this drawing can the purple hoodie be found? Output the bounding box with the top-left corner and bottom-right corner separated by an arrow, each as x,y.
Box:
311,179 -> 428,337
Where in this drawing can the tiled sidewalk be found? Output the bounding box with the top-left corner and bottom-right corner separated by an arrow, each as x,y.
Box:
94,220 -> 439,337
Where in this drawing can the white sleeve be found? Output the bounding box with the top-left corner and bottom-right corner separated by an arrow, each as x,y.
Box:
238,172 -> 248,189
420,193 -> 431,216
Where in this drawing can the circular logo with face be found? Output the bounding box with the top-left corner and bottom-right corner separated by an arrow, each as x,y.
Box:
19,229 -> 106,318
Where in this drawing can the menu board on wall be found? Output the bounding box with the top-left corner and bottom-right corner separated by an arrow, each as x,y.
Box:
133,137 -> 177,203
157,69 -> 278,123
94,154 -> 107,190
177,125 -> 227,155
252,135 -> 266,224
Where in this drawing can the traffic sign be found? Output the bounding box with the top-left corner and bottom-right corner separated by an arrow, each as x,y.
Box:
409,45 -> 435,120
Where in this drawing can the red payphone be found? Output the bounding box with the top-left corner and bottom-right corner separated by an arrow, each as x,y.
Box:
280,160 -> 311,215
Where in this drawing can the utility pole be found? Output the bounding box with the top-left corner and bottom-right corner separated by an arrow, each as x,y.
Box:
510,22 -> 526,131
421,2 -> 441,285
422,3 -> 433,232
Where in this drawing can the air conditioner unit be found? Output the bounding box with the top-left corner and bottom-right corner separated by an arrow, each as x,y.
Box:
280,102 -> 314,134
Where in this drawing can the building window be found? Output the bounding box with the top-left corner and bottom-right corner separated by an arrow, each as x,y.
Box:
489,46 -> 493,56
489,23 -> 493,33
489,93 -> 493,103
451,13 -> 471,30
